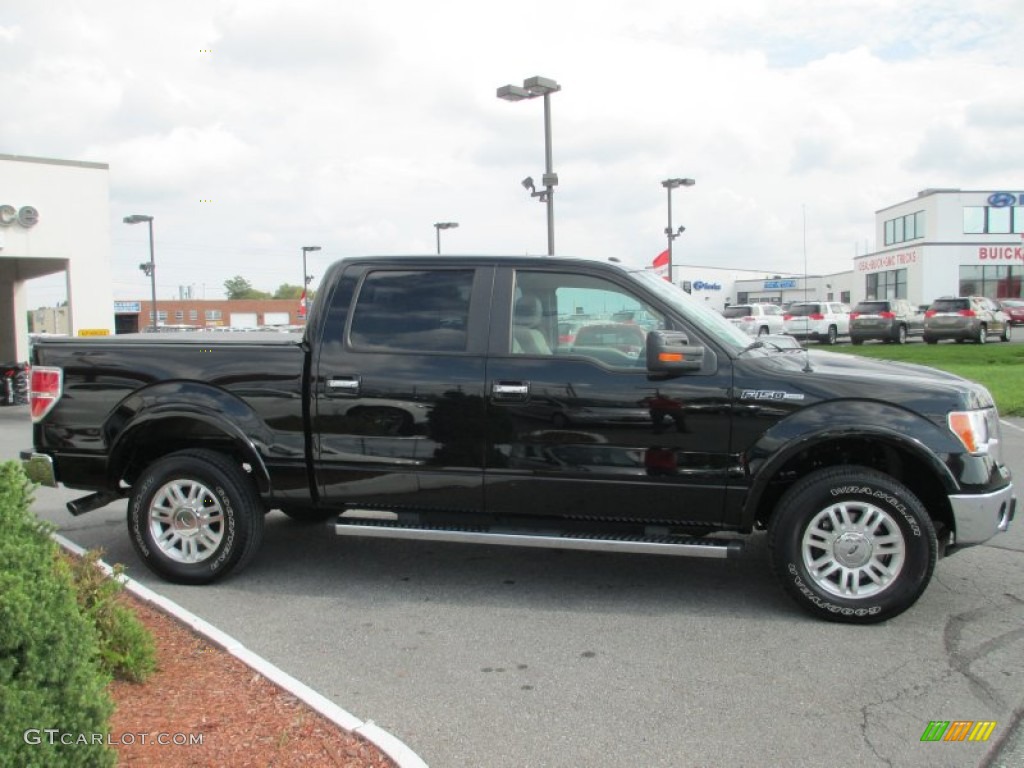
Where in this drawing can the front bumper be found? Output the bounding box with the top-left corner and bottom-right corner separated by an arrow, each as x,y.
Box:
948,483 -> 1015,546
20,451 -> 57,487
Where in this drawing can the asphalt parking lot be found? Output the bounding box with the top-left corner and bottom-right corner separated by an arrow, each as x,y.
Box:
4,406 -> 1022,767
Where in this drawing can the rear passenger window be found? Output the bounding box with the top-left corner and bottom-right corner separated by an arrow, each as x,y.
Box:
349,269 -> 473,352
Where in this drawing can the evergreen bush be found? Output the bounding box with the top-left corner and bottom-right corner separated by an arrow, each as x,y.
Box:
0,461 -> 115,768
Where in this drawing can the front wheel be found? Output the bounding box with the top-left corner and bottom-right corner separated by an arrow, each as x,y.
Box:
895,325 -> 908,344
1001,324 -> 1012,342
128,449 -> 265,584
976,324 -> 987,344
821,325 -> 838,345
768,466 -> 937,623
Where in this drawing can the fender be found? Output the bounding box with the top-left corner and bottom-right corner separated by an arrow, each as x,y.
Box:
105,380 -> 273,492
741,400 -> 964,525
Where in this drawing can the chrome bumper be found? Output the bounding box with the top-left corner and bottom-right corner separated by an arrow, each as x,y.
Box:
949,483 -> 1015,546
20,451 -> 57,487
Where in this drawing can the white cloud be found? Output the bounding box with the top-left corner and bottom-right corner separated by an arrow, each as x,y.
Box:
6,0 -> 1023,304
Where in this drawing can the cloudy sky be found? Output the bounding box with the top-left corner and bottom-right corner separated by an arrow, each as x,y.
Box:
5,0 -> 1023,305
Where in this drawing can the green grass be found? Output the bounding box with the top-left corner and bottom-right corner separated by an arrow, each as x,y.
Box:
828,341 -> 1024,416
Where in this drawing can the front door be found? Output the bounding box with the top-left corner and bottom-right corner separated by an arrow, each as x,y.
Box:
484,266 -> 735,527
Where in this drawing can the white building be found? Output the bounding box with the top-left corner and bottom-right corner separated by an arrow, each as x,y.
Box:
0,153 -> 114,362
671,264 -> 854,311
853,188 -> 1024,306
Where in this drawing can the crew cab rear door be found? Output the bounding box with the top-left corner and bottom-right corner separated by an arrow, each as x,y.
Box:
310,261 -> 493,511
483,264 -> 734,525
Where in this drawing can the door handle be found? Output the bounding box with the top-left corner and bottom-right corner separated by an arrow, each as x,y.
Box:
326,376 -> 360,396
492,381 -> 529,401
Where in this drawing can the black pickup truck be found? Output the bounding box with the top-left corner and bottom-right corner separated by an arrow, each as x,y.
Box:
22,255 -> 1016,623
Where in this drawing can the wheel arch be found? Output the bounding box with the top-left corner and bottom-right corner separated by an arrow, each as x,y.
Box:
105,385 -> 272,493
744,415 -> 959,543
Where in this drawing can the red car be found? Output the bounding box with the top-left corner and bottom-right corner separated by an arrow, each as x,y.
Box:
999,299 -> 1024,326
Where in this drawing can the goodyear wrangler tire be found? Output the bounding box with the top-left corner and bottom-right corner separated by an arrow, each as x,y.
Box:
128,449 -> 265,584
768,466 -> 937,624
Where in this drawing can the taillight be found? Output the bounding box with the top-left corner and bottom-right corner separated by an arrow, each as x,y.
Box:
925,310 -> 937,318
879,311 -> 895,319
783,314 -> 793,321
808,313 -> 825,320
958,309 -> 976,317
741,316 -> 755,322
29,366 -> 63,423
849,312 -> 860,320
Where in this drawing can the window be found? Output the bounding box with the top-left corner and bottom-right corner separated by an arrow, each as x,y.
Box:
959,265 -> 1023,299
865,268 -> 908,300
205,309 -> 222,321
883,210 -> 925,245
189,309 -> 199,321
964,205 -> 1024,234
349,269 -> 472,352
174,310 -> 184,322
511,270 -> 667,366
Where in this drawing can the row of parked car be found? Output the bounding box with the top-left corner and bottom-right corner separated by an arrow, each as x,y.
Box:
723,296 -> 1024,345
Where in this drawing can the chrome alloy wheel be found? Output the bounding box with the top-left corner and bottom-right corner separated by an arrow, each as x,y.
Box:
801,501 -> 906,598
148,479 -> 226,564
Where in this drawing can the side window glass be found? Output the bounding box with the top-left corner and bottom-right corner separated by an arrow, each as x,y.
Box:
349,269 -> 473,352
512,270 -> 667,367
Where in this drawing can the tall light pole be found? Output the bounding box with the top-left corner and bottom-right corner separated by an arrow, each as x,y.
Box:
497,75 -> 560,255
661,178 -> 695,284
434,222 -> 459,254
123,214 -> 157,331
301,245 -> 321,292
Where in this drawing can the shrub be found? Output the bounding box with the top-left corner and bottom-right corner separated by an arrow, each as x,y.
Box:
65,550 -> 156,684
0,461 -> 115,768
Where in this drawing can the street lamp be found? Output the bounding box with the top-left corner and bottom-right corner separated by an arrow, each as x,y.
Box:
123,214 -> 157,331
661,178 -> 695,283
497,75 -> 560,255
301,246 -> 321,290
434,222 -> 459,254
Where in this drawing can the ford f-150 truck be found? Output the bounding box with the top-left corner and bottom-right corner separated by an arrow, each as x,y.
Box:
21,256 -> 1016,623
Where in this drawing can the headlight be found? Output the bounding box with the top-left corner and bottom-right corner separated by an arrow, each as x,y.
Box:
948,409 -> 993,455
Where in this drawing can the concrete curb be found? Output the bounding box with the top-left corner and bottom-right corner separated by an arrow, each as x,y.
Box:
53,534 -> 428,768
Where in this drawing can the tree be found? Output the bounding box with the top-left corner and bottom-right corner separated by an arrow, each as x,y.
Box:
223,276 -> 271,300
273,284 -> 304,300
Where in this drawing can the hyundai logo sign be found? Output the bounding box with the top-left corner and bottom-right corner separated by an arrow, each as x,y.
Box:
987,192 -> 1021,207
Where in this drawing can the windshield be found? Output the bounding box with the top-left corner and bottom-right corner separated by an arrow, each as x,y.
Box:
632,270 -> 751,351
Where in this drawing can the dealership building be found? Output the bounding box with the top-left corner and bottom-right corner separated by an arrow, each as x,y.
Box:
3,151 -> 1022,361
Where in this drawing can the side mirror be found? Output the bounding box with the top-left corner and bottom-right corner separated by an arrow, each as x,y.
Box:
646,330 -> 704,373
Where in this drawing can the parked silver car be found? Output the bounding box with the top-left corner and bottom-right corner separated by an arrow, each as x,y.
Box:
849,299 -> 924,345
721,303 -> 786,337
923,296 -> 1012,344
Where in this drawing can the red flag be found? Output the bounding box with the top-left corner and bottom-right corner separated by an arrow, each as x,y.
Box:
652,249 -> 670,280
298,290 -> 307,318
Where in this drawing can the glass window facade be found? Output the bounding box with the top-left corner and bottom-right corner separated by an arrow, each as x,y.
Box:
959,266 -> 1023,299
884,211 -> 925,245
865,269 -> 908,300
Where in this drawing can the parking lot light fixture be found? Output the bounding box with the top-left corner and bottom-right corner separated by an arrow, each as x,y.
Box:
497,75 -> 561,255
123,214 -> 157,331
661,178 -> 695,283
434,222 -> 459,254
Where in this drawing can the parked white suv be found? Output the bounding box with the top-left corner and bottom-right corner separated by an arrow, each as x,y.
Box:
721,303 -> 786,337
783,301 -> 851,344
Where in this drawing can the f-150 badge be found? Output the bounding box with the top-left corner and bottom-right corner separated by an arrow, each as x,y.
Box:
740,390 -> 805,401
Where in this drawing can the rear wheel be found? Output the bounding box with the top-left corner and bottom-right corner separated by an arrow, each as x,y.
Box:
851,337 -> 864,346
768,466 -> 937,623
924,335 -> 938,345
128,449 -> 265,584
1001,324 -> 1012,342
821,326 -> 838,345
895,325 -> 907,344
976,324 -> 987,344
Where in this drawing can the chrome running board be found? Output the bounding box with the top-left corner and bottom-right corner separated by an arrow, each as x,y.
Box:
334,518 -> 742,559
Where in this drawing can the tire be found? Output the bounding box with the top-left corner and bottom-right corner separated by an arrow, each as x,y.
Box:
1001,324 -> 1012,343
821,326 -> 838,345
128,449 -> 265,584
924,335 -> 938,345
851,337 -> 864,346
768,466 -> 937,624
758,326 -> 769,337
976,324 -> 987,344
895,325 -> 907,344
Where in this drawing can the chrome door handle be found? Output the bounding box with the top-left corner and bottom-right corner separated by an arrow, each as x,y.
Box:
326,376 -> 360,396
